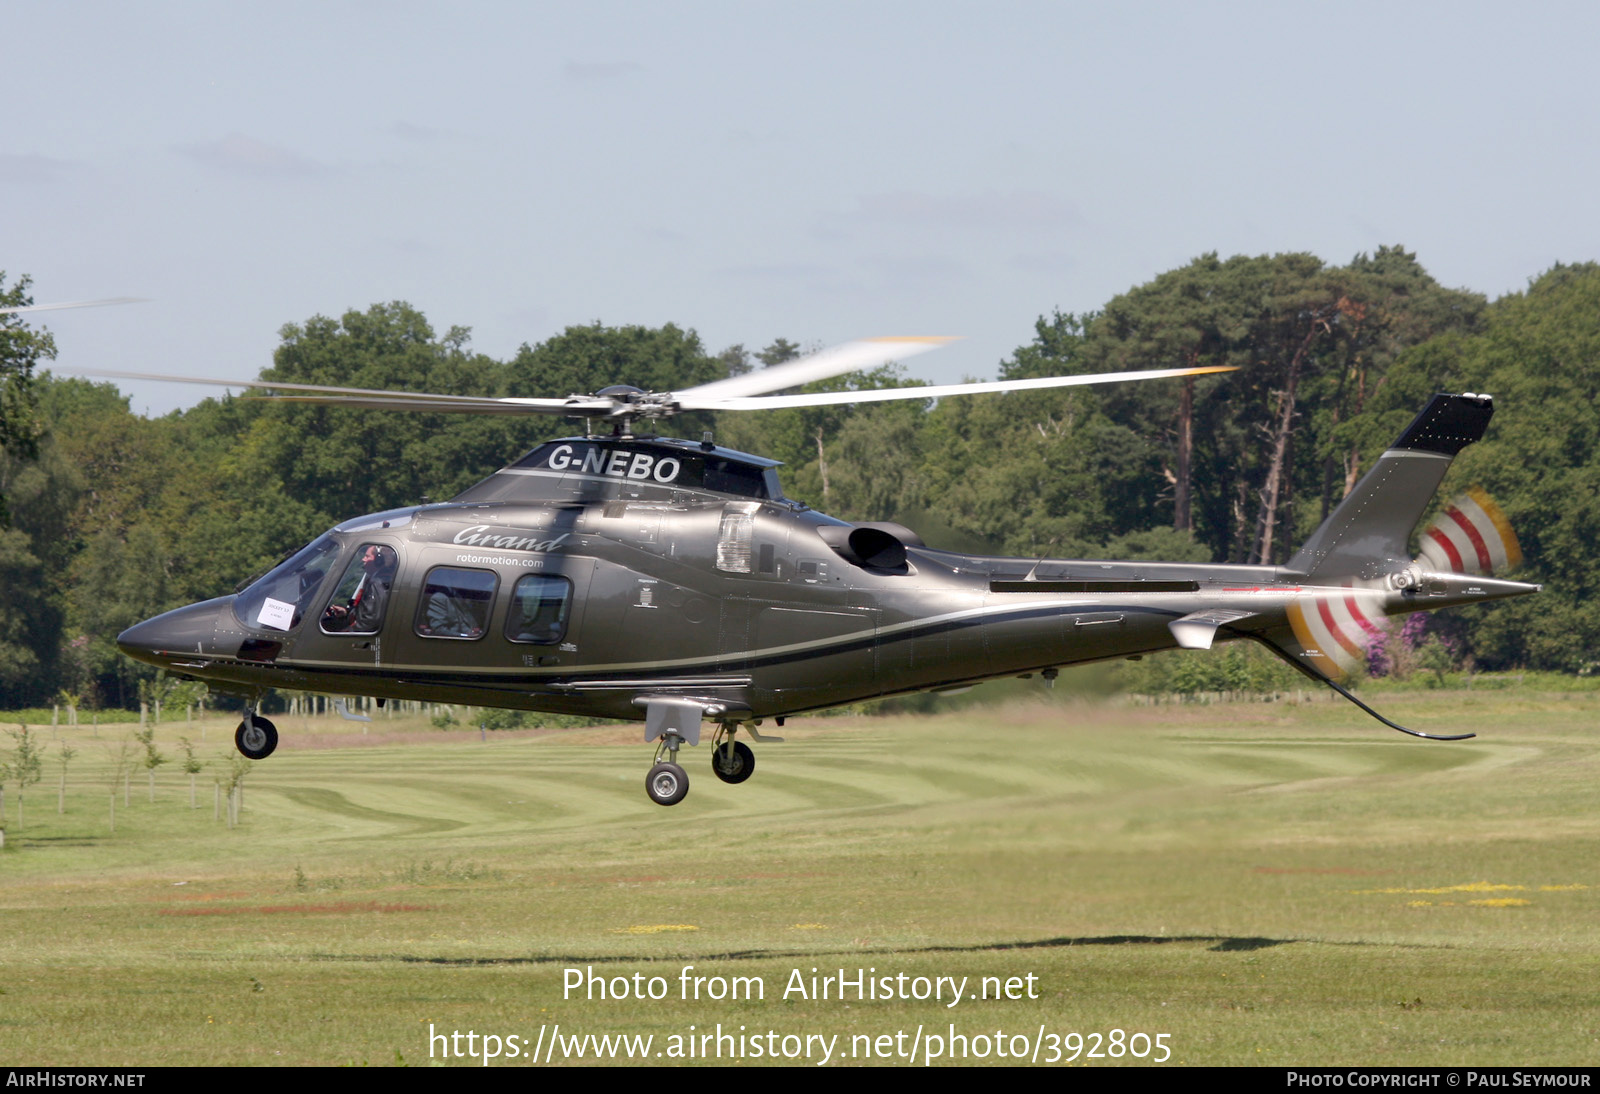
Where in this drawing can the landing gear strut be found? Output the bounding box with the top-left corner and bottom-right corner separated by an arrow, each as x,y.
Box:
636,698 -> 774,805
645,731 -> 689,806
235,710 -> 278,760
710,725 -> 755,784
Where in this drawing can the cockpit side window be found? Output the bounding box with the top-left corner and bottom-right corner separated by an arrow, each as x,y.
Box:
319,544 -> 398,635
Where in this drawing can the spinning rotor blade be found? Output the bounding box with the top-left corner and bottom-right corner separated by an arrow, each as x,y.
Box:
265,394 -> 616,414
1415,487 -> 1521,577
70,368 -> 610,415
675,336 -> 960,402
70,336 -> 965,420
0,297 -> 146,315
67,336 -> 1231,420
679,363 -> 1237,411
1283,582 -> 1391,681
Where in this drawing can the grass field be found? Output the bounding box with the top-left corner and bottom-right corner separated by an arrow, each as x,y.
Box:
1,688 -> 1597,1067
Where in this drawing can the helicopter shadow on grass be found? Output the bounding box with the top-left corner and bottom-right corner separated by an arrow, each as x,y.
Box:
308,934 -> 1330,966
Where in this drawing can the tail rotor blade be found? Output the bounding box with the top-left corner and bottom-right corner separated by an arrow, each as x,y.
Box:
1416,487 -> 1521,576
1283,583 -> 1391,681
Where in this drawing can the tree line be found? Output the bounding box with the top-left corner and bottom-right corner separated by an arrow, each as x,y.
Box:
2,246 -> 1596,711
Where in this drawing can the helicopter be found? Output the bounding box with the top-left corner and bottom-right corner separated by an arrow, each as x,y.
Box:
74,335 -> 1536,806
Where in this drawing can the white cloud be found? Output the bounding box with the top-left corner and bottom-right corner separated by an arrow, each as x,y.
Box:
0,154 -> 81,184
177,133 -> 326,177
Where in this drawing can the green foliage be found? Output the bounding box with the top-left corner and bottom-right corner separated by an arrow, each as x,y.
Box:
103,739 -> 134,791
0,273 -> 57,528
7,725 -> 44,792
1110,642 -> 1304,697
254,303 -> 507,521
0,707 -> 142,725
177,737 -> 202,776
0,421 -> 80,705
132,724 -> 167,773
221,752 -> 252,794
460,707 -> 606,731
1415,637 -> 1456,688
531,712 -> 608,729
476,707 -> 527,731
1087,248 -> 1484,562
917,367 -> 1160,555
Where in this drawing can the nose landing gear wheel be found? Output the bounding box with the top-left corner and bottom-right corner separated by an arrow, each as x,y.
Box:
646,762 -> 689,806
235,716 -> 278,760
711,740 -> 755,784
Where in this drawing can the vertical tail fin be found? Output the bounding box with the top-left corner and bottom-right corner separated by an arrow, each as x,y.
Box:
1248,393 -> 1530,740
1286,393 -> 1495,581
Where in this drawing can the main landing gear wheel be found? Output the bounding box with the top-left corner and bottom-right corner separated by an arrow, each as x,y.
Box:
235,716 -> 278,760
646,762 -> 689,806
711,740 -> 755,784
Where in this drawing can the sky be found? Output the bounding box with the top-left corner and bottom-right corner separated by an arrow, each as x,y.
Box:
6,1 -> 1600,416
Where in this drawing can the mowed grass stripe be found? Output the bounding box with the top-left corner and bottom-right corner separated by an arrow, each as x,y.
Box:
2,691 -> 1597,1065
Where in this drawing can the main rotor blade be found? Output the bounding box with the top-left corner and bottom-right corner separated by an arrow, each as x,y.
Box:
265,394 -> 614,415
675,336 -> 959,402
0,296 -> 147,316
67,368 -> 607,413
680,363 -> 1237,411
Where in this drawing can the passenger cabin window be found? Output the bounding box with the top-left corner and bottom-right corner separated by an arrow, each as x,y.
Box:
320,544 -> 398,635
415,566 -> 497,640
505,574 -> 572,644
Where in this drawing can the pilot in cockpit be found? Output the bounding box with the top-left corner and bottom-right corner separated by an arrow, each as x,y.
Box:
322,545 -> 396,633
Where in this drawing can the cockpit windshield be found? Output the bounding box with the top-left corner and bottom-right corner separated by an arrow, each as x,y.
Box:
232,534 -> 342,632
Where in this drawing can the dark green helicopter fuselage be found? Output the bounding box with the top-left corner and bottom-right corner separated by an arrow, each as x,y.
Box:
118,413 -> 1534,727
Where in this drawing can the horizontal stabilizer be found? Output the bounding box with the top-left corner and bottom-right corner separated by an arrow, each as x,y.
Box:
1168,609 -> 1259,650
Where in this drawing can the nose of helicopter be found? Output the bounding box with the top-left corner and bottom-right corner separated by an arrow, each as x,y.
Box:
117,598 -> 230,668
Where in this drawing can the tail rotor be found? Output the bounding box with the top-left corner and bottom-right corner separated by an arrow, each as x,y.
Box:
1416,487 -> 1522,577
